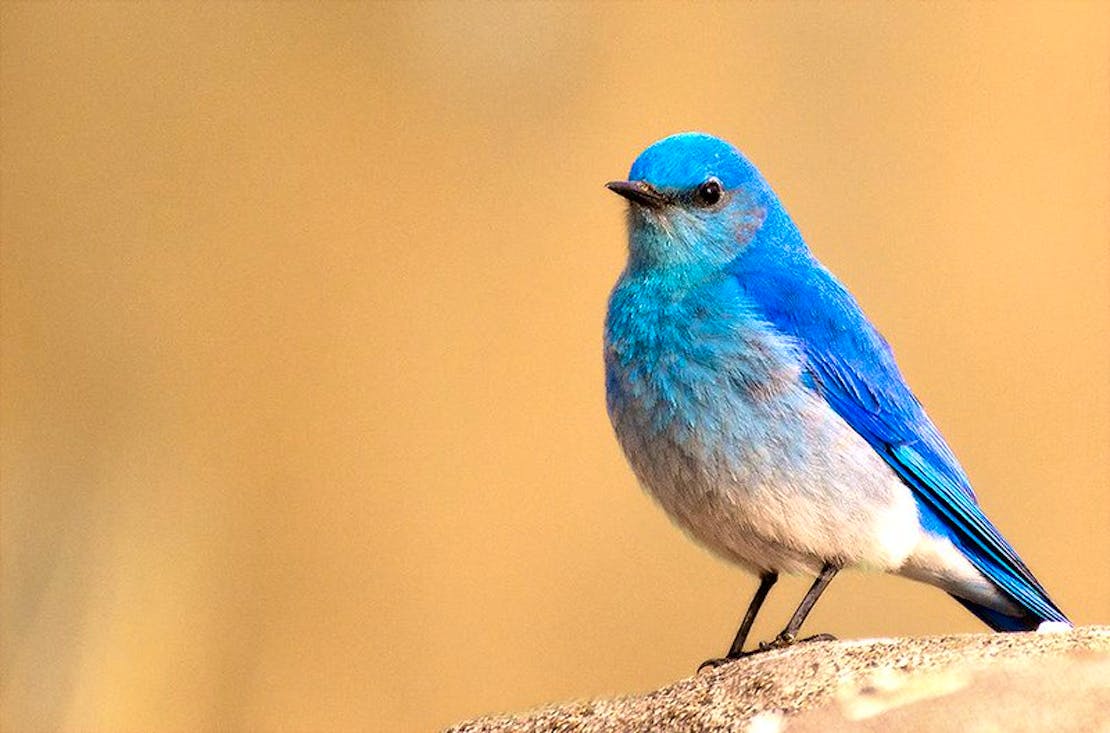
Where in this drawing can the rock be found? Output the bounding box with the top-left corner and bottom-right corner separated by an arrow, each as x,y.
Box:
446,626 -> 1110,732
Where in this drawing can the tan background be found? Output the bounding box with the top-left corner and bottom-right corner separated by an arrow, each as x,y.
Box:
2,2 -> 1107,731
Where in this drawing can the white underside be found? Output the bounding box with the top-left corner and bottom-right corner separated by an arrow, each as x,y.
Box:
615,386 -> 1019,616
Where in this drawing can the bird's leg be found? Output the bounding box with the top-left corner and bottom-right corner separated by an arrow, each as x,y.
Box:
697,571 -> 778,671
726,571 -> 778,656
759,563 -> 839,652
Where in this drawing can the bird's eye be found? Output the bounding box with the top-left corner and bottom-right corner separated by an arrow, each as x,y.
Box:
695,178 -> 723,206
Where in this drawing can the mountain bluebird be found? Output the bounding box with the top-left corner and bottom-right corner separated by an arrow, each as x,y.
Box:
604,132 -> 1069,665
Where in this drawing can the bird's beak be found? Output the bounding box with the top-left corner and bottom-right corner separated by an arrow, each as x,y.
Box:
606,180 -> 669,209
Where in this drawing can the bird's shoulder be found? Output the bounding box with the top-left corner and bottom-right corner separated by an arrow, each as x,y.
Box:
727,243 -> 975,495
729,249 -> 910,413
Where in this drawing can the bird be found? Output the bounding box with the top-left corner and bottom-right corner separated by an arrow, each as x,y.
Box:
603,131 -> 1070,667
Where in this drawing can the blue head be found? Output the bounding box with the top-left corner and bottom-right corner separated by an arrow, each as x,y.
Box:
608,132 -> 789,274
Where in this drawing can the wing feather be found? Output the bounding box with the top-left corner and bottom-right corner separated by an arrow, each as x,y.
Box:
730,252 -> 1067,625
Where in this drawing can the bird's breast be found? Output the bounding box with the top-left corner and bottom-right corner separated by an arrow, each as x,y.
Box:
604,274 -> 804,446
603,274 -> 812,513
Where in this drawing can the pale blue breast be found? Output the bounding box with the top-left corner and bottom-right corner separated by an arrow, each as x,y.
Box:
605,270 -> 809,468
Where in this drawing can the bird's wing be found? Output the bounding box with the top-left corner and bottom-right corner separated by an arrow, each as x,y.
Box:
730,254 -> 1067,625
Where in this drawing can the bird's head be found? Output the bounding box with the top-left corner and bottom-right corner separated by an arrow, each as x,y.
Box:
608,132 -> 772,274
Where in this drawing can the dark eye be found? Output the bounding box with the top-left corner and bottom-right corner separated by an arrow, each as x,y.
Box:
694,178 -> 723,206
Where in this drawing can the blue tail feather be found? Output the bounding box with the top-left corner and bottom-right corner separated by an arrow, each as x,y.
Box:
953,596 -> 1042,632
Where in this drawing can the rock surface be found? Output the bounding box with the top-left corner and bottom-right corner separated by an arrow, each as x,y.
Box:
446,626 -> 1110,732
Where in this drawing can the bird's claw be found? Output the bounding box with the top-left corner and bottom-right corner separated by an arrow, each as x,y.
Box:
757,633 -> 792,652
697,656 -> 732,672
697,648 -> 766,671
697,632 -> 837,671
758,631 -> 837,652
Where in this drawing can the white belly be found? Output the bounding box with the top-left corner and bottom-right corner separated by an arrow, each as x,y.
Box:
610,372 -> 923,576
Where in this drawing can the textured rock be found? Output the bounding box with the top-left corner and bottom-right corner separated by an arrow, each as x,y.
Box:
446,626 -> 1110,732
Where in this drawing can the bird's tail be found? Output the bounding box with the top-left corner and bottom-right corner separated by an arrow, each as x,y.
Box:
952,596 -> 1044,632
952,535 -> 1072,632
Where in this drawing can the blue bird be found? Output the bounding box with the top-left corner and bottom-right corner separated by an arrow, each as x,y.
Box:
604,132 -> 1069,665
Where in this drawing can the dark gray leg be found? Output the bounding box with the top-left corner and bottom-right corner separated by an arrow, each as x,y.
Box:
727,572 -> 778,656
760,563 -> 839,650
698,572 -> 778,671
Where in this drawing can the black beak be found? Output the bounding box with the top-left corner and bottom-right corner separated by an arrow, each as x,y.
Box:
606,180 -> 669,209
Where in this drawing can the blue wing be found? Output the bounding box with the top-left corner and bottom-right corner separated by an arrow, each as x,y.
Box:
728,244 -> 1068,630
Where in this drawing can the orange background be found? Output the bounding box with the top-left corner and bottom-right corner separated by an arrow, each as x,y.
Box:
2,3 -> 1107,731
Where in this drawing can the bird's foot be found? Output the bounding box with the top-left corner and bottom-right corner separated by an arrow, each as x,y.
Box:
698,643 -> 777,670
757,631 -> 837,652
697,656 -> 734,672
697,652 -> 763,671
695,645 -> 779,672
697,632 -> 836,671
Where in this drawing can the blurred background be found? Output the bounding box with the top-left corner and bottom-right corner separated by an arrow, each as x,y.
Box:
2,2 -> 1107,731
